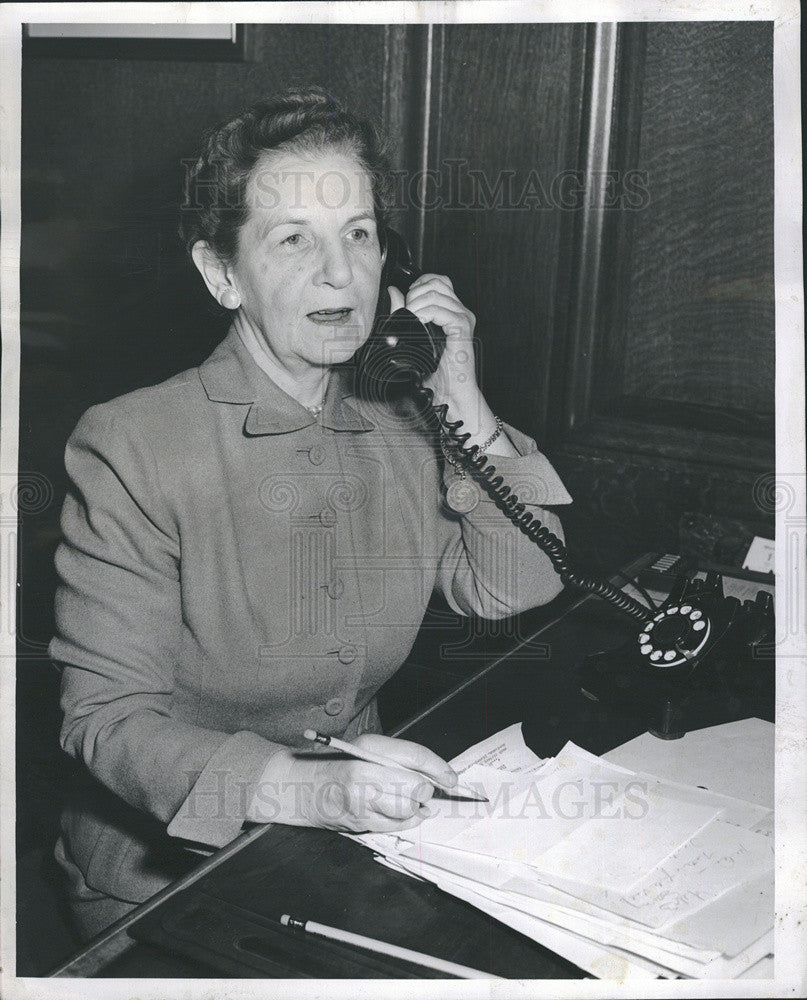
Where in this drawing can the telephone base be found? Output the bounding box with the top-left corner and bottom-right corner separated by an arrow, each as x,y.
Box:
579,572 -> 774,739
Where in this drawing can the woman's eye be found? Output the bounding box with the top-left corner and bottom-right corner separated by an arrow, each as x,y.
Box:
347,228 -> 369,242
281,233 -> 304,247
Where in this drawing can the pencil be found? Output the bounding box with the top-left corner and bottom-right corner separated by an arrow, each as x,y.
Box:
280,913 -> 503,979
303,729 -> 488,802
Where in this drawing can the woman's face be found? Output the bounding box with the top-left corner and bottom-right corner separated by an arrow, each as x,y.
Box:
229,147 -> 384,374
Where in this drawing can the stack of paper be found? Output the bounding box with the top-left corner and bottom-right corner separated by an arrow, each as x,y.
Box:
352,723 -> 774,980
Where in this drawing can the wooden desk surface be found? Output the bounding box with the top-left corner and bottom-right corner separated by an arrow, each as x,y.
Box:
50,556 -> 675,979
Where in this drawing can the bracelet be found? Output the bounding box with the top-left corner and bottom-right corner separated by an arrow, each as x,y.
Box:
439,415 -> 504,466
476,415 -> 504,454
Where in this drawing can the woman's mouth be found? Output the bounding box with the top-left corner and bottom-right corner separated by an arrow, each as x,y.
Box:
307,308 -> 354,325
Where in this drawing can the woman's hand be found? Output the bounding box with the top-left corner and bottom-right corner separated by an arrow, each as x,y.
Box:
248,734 -> 458,834
388,279 -> 518,456
388,277 -> 478,409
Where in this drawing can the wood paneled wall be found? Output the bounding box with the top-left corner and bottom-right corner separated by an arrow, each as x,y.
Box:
547,22 -> 774,572
619,24 -> 774,418
419,23 -> 587,439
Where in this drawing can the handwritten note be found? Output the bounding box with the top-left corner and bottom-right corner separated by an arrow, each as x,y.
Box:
598,818 -> 774,929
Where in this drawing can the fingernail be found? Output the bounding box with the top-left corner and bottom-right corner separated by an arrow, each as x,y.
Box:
442,770 -> 458,787
418,803 -> 436,818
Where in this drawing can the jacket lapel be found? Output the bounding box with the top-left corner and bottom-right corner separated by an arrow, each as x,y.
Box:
199,328 -> 375,436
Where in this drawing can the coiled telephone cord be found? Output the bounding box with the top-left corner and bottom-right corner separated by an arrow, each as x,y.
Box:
411,382 -> 653,625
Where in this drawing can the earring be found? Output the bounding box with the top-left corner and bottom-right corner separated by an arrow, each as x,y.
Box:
219,287 -> 241,310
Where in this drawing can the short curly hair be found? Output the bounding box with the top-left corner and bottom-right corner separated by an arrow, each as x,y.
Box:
179,86 -> 393,263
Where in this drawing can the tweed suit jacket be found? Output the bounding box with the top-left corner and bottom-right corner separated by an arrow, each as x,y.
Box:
51,327 -> 572,902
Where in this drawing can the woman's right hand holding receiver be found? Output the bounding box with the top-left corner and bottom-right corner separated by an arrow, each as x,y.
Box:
247,735 -> 458,834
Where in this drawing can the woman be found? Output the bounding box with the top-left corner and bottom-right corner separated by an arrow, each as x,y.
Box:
51,87 -> 572,939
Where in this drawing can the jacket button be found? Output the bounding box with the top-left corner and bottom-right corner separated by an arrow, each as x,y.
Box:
308,445 -> 326,466
337,644 -> 357,665
319,508 -> 337,527
324,698 -> 344,716
326,577 -> 344,599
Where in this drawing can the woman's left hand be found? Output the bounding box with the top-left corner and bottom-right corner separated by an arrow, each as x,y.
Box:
388,276 -> 478,406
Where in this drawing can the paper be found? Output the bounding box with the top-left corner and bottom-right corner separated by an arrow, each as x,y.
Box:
530,782 -> 721,893
427,872 -> 669,981
416,743 -> 639,866
661,870 -> 774,956
488,832 -> 770,954
603,818 -> 774,928
398,853 -> 685,975
393,833 -> 772,968
697,573 -> 774,602
751,811 -> 775,839
736,953 -> 775,979
353,722 -> 775,979
603,718 -> 774,808
448,721 -> 546,775
742,535 -> 775,573
395,762 -> 538,846
444,873 -> 771,979
603,929 -> 773,981
394,844 -> 720,962
619,571 -> 774,607
634,772 -> 772,830
495,846 -> 773,958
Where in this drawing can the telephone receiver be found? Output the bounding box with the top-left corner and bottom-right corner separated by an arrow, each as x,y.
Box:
352,230 -> 774,739
353,228 -> 446,394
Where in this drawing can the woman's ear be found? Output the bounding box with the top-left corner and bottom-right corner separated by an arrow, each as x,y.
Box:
191,241 -> 237,305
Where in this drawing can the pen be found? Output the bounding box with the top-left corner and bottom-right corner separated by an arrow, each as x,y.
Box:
280,913 -> 503,979
303,729 -> 488,802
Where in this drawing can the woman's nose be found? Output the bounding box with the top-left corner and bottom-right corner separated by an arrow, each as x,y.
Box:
315,240 -> 353,288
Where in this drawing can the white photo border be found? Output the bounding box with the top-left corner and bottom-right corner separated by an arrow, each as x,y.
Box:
1,3 -> 803,998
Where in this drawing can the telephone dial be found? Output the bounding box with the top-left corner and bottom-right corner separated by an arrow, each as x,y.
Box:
354,230 -> 775,739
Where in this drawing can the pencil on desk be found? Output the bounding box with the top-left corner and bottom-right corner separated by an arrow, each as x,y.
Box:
303,729 -> 488,802
280,914 -> 503,979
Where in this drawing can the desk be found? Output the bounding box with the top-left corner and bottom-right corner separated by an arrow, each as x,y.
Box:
51,555 -> 772,979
